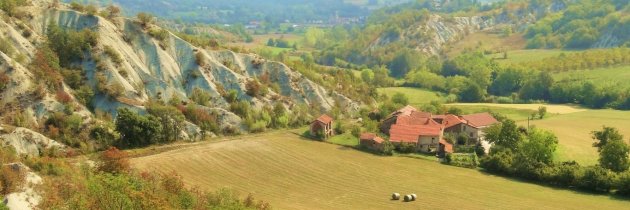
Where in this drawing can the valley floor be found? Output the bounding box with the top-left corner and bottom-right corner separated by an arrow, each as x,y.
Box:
131,130 -> 630,210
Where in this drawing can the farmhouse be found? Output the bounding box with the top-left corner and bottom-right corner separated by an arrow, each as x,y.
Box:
310,114 -> 334,138
380,106 -> 498,154
359,133 -> 384,151
386,109 -> 453,154
380,105 -> 431,135
440,113 -> 499,145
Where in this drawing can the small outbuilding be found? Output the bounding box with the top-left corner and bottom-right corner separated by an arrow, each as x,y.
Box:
360,133 -> 384,151
310,114 -> 334,139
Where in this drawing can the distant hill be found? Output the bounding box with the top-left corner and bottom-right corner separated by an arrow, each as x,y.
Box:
525,0 -> 630,49
64,0 -> 410,24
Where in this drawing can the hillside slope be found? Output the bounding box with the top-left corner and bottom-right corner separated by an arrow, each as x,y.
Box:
0,0 -> 357,154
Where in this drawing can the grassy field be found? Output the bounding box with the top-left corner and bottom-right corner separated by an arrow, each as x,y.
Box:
445,31 -> 526,58
487,49 -> 578,66
451,104 -> 630,165
446,104 -> 549,121
377,87 -> 445,105
132,130 -> 630,210
527,109 -> 630,165
553,65 -> 630,88
327,132 -> 359,146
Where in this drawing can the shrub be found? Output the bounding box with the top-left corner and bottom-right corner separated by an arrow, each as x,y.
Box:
480,149 -> 514,174
136,12 -> 154,27
1,0 -> 30,17
245,79 -> 262,97
75,85 -> 94,106
617,171 -> 630,196
195,52 -> 206,66
447,153 -> 479,168
0,72 -> 9,91
224,89 -> 238,103
105,5 -> 121,19
85,4 -> 97,16
381,140 -> 395,156
55,89 -> 72,104
69,2 -> 85,12
0,37 -> 15,57
191,88 -> 212,106
182,105 -> 219,135
396,143 -> 416,153
97,147 -> 130,174
248,120 -> 267,133
544,161 -> 582,187
148,28 -> 169,41
334,121 -> 346,134
104,45 -> 123,65
90,123 -> 120,149
577,166 -> 615,193
0,164 -> 25,195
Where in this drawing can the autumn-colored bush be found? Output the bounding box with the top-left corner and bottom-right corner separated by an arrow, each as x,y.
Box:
0,72 -> 9,91
0,164 -> 25,195
55,90 -> 72,104
97,147 -> 130,174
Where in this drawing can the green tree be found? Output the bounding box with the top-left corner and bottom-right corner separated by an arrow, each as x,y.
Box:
391,93 -> 409,106
592,126 -> 624,151
360,69 -> 374,83
486,119 -> 522,151
115,108 -> 162,148
538,106 -> 547,119
599,139 -> 630,172
146,103 -> 185,143
519,71 -> 554,101
520,129 -> 558,164
459,80 -> 484,102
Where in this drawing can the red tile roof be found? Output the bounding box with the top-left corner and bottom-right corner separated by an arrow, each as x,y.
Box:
394,105 -> 417,115
389,124 -> 442,143
432,115 -> 446,119
314,114 -> 333,124
462,113 -> 499,128
395,111 -> 438,126
439,138 -> 453,153
360,133 -> 384,143
360,133 -> 376,140
443,114 -> 466,128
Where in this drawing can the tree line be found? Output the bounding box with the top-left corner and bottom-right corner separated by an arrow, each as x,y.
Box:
481,122 -> 630,196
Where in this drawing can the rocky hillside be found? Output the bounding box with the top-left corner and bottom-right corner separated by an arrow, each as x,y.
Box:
370,0 -> 568,56
0,0 -> 358,156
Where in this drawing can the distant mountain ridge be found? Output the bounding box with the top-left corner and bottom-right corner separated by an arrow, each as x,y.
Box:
63,0 -> 411,24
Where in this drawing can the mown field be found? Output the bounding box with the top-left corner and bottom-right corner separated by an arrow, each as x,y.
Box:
132,130 -> 630,210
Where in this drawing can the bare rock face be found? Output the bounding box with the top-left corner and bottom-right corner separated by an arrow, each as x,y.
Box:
0,1 -> 359,143
0,127 -> 65,157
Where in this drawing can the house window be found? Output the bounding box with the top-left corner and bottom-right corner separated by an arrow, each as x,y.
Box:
470,132 -> 474,137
